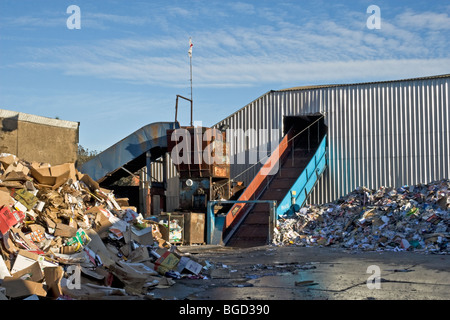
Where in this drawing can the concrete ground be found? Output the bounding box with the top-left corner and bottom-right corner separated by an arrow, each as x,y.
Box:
150,245 -> 450,300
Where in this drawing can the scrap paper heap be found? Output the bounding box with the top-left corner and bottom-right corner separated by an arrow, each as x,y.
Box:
0,153 -> 206,300
274,179 -> 449,254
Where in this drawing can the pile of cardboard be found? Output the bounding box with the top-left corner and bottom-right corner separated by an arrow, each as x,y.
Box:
0,153 -> 205,300
274,179 -> 450,254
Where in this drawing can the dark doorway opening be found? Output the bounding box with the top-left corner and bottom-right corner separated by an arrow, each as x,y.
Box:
283,114 -> 327,150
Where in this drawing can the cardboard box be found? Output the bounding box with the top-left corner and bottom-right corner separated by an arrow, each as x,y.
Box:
26,229 -> 45,243
119,206 -> 137,212
54,223 -> 77,238
88,206 -> 119,237
86,229 -> 117,268
28,224 -> 46,237
0,206 -> 25,235
44,266 -> 64,298
10,227 -> 42,252
13,188 -> 38,210
128,246 -> 150,263
184,212 -> 205,244
154,250 -> 180,275
30,163 -> 75,189
115,198 -> 129,207
131,226 -> 154,246
0,181 -> 23,188
2,170 -> 28,182
176,256 -> 203,275
110,262 -> 154,294
2,278 -> 47,298
11,250 -> 58,274
0,188 -> 15,206
13,200 -> 27,213
80,174 -> 100,192
0,155 -> 16,169
65,228 -> 91,248
117,261 -> 159,277
11,261 -> 43,282
108,219 -> 128,241
0,255 -> 11,280
34,201 -> 45,212
184,259 -> 203,275
13,163 -> 29,176
60,245 -> 79,254
142,220 -> 169,247
2,234 -> 19,254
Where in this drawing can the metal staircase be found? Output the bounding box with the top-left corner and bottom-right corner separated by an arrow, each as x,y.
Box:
207,117 -> 327,247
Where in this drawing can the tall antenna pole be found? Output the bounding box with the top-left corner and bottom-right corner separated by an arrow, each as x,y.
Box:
189,37 -> 193,126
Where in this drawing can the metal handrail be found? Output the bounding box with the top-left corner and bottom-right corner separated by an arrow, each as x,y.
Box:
276,134 -> 328,218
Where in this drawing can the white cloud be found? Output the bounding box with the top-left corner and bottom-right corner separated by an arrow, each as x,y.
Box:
0,15 -> 64,28
228,2 -> 255,14
84,12 -> 149,26
193,57 -> 450,87
396,11 -> 450,30
0,11 -> 151,30
3,6 -> 449,88
167,7 -> 192,17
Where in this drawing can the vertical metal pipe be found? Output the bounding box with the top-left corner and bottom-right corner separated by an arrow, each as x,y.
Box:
139,168 -> 145,215
146,151 -> 152,217
190,55 -> 193,126
175,96 -> 178,123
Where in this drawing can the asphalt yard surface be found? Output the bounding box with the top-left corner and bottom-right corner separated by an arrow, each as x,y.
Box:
151,245 -> 450,300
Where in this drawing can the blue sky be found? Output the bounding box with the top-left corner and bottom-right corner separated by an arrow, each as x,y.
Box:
1,0 -> 449,152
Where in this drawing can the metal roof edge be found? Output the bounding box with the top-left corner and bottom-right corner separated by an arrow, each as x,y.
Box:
277,73 -> 450,92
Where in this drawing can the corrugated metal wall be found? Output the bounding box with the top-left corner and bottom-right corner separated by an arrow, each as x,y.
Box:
149,154 -> 180,211
214,75 -> 450,205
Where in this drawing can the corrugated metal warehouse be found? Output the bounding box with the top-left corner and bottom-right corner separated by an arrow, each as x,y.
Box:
212,74 -> 450,206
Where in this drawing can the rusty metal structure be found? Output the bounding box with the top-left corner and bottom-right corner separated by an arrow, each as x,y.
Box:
166,126 -> 231,211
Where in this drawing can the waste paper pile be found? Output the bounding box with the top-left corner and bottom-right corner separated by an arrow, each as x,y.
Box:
274,179 -> 450,254
0,153 -> 206,300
